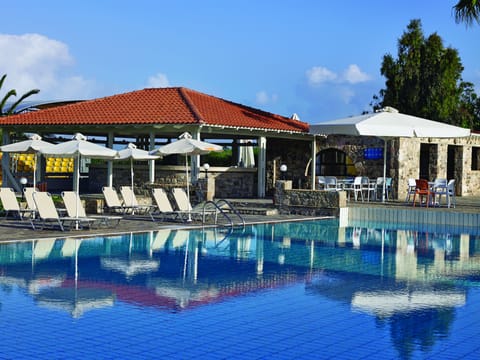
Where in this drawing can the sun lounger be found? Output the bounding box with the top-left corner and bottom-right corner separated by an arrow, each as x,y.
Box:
24,187 -> 39,213
102,186 -> 137,214
150,188 -> 182,221
61,191 -> 122,227
0,187 -> 36,222
32,191 -> 87,231
119,186 -> 156,216
171,188 -> 218,222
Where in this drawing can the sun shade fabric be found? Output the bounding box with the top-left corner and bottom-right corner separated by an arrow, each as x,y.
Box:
309,107 -> 471,138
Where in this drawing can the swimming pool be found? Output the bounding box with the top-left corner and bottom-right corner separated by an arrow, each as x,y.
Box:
0,219 -> 479,359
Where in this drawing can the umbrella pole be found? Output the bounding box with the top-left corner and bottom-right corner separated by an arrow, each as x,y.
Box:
382,139 -> 387,203
186,155 -> 192,222
130,158 -> 134,208
75,153 -> 80,230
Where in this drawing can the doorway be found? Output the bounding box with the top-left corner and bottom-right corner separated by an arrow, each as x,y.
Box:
447,145 -> 463,195
419,144 -> 438,180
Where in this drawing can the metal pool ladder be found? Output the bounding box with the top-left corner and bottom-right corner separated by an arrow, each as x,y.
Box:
202,199 -> 245,227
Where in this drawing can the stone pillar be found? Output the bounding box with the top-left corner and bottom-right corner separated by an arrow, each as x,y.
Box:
257,136 -> 267,198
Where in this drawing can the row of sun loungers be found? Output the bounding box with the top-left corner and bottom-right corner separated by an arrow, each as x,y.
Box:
0,186 -> 217,232
102,186 -> 218,223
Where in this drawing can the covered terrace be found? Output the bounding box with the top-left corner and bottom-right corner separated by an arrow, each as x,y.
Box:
0,87 -> 314,198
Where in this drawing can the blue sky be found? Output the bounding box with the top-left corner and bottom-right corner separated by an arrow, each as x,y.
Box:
1,0 -> 479,124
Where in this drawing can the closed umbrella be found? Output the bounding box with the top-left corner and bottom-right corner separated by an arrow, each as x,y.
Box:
117,143 -> 160,207
310,107 -> 471,201
0,133 -> 53,190
150,132 -> 223,221
238,140 -> 255,168
39,133 -> 118,229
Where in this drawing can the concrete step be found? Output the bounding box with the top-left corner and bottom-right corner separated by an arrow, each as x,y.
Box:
222,198 -> 278,216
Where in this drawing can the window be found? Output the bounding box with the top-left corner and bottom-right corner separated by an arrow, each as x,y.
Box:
316,148 -> 347,176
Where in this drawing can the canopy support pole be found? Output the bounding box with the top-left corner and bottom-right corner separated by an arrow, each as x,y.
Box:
107,132 -> 114,187
311,137 -> 317,190
382,138 -> 387,203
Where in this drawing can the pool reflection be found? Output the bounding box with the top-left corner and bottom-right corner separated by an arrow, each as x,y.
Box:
0,220 -> 479,357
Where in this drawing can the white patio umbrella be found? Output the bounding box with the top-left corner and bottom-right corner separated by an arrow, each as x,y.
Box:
150,132 -> 223,221
117,143 -> 160,207
39,133 -> 118,229
0,133 -> 53,190
309,107 -> 471,201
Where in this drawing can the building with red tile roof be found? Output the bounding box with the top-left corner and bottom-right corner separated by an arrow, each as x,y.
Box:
1,87 -> 315,198
1,87 -> 310,136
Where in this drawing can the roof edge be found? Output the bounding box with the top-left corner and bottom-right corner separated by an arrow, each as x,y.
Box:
178,87 -> 205,124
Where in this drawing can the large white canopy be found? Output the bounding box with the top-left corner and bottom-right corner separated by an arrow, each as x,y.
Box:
310,107 -> 471,138
309,107 -> 471,201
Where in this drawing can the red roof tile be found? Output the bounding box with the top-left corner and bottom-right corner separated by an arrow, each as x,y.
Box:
1,87 -> 309,133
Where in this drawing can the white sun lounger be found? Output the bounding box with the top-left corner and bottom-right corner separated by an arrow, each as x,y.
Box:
150,188 -> 182,221
0,187 -> 36,222
32,191 -> 86,231
119,186 -> 156,216
171,188 -> 218,222
61,191 -> 122,227
23,187 -> 39,213
102,186 -> 137,214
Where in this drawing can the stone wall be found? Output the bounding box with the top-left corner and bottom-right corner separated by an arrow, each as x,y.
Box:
266,138 -> 311,195
274,180 -> 346,216
88,164 -> 257,198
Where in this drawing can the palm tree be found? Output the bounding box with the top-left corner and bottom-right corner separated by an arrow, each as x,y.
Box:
0,74 -> 40,116
454,0 -> 480,26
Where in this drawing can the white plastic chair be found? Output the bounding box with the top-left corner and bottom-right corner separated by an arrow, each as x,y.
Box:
446,179 -> 456,208
324,176 -> 338,191
316,176 -> 326,190
405,178 -> 417,203
352,176 -> 364,201
364,177 -> 377,201
432,178 -> 447,206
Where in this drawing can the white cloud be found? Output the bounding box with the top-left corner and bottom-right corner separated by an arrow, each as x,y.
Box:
306,66 -> 337,86
147,73 -> 170,88
341,64 -> 370,84
255,90 -> 278,105
0,33 -> 94,99
306,64 -> 370,86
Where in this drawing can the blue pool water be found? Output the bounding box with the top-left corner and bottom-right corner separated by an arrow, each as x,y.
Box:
0,219 -> 479,359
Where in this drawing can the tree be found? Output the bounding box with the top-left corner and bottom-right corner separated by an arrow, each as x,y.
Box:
0,74 -> 40,116
454,0 -> 480,26
372,19 -> 479,129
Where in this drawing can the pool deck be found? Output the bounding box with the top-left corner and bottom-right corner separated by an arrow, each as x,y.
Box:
1,195 -> 479,242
